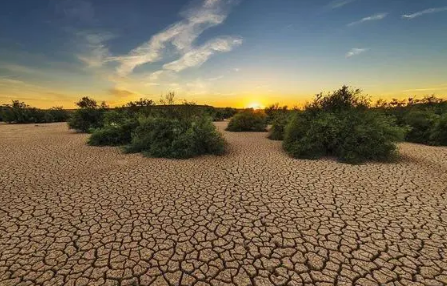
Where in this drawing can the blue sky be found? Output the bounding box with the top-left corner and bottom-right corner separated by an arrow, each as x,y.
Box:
1,0 -> 447,108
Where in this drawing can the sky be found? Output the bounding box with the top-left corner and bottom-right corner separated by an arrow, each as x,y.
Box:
0,0 -> 447,109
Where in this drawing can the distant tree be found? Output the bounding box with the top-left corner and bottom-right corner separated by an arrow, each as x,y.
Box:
68,97 -> 108,132
125,98 -> 155,108
159,92 -> 176,105
76,97 -> 98,109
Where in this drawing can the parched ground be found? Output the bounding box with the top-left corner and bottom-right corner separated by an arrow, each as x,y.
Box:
0,122 -> 447,286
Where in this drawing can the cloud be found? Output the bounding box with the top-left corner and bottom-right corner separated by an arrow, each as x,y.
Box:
0,64 -> 39,75
208,75 -> 224,81
402,7 -> 447,19
346,48 -> 368,58
163,37 -> 242,72
401,84 -> 447,92
108,88 -> 138,98
328,0 -> 357,9
53,0 -> 96,25
77,32 -> 115,68
109,0 -> 240,76
348,13 -> 387,26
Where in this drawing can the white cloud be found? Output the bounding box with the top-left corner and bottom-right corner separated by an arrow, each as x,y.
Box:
208,75 -> 224,81
346,48 -> 368,58
163,37 -> 243,72
77,32 -> 115,68
348,13 -> 387,26
328,0 -> 357,9
109,0 -> 240,76
402,7 -> 447,19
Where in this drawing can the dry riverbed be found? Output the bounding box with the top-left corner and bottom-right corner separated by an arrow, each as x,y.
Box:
1,122 -> 446,286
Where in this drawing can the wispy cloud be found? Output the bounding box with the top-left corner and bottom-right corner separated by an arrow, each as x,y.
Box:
348,13 -> 387,26
163,37 -> 242,72
77,32 -> 115,68
401,84 -> 447,92
402,7 -> 447,19
346,48 -> 368,58
109,0 -> 241,76
328,0 -> 357,9
208,75 -> 224,81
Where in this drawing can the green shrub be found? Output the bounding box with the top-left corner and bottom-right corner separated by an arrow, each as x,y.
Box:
283,112 -> 341,159
125,116 -> 225,159
430,114 -> 447,146
268,112 -> 292,141
68,97 -> 107,132
88,112 -> 138,146
335,112 -> 405,164
226,109 -> 267,132
283,86 -> 406,164
0,101 -> 68,123
265,103 -> 288,123
47,107 -> 70,122
403,111 -> 439,144
213,107 -> 238,121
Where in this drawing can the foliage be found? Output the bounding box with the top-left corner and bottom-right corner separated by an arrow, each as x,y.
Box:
124,98 -> 155,112
68,97 -> 107,132
88,111 -> 138,146
307,85 -> 370,113
46,107 -> 71,122
209,107 -> 238,121
268,112 -> 292,141
226,109 -> 267,132
265,103 -> 288,123
124,115 -> 225,159
283,86 -> 406,164
403,111 -> 439,144
430,114 -> 447,146
0,100 -> 69,123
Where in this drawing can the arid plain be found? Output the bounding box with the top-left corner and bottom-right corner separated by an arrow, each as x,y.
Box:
1,122 -> 447,286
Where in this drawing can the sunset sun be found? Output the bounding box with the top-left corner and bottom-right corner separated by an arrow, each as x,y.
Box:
246,102 -> 264,110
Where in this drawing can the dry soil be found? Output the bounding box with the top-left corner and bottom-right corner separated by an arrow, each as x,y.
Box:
0,122 -> 446,286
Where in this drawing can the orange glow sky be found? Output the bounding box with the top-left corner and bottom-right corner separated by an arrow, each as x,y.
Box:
1,0 -> 447,109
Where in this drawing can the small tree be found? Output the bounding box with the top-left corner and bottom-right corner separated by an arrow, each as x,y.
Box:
68,97 -> 107,132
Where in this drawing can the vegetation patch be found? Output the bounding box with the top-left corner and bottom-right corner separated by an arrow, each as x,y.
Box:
268,112 -> 292,141
226,109 -> 267,132
0,101 -> 69,123
283,86 -> 407,164
124,116 -> 225,159
68,97 -> 108,133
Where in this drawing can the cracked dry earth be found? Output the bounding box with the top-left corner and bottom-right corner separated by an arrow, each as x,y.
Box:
1,122 -> 447,286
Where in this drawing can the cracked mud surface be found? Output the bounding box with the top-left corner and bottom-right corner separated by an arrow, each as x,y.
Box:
1,122 -> 447,286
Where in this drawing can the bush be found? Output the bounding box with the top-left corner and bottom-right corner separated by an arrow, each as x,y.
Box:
283,86 -> 406,164
226,109 -> 267,132
265,103 -> 288,124
430,114 -> 447,146
213,107 -> 238,121
124,116 -> 225,159
268,112 -> 292,141
47,107 -> 70,122
0,101 -> 69,123
335,112 -> 405,164
68,97 -> 107,132
283,112 -> 341,159
88,111 -> 138,146
403,111 -> 439,144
